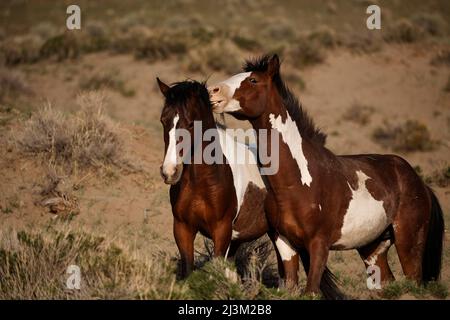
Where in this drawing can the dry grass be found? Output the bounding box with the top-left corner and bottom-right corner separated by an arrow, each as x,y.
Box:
0,68 -> 31,103
289,38 -> 326,68
343,103 -> 375,126
0,226 -> 185,299
0,35 -> 43,66
16,92 -> 130,172
425,165 -> 450,188
307,26 -> 337,49
342,32 -> 383,54
384,19 -> 422,43
431,50 -> 450,67
79,71 -> 135,97
0,226 -> 305,300
372,120 -> 438,152
410,13 -> 447,37
39,33 -> 79,62
445,75 -> 450,92
385,14 -> 447,44
184,41 -> 242,75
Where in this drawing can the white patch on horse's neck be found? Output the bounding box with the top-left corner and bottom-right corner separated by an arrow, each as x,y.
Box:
216,126 -> 265,222
220,72 -> 251,112
269,113 -> 312,187
162,114 -> 179,174
334,170 -> 388,249
275,235 -> 296,261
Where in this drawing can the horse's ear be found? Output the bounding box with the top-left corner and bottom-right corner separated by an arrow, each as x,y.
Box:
156,77 -> 170,97
267,54 -> 280,77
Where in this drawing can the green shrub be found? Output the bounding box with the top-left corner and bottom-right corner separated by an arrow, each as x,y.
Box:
426,166 -> 450,188
81,21 -> 111,52
431,50 -> 450,66
232,35 -> 261,51
411,13 -> 447,37
0,68 -> 31,103
445,75 -> 450,92
284,72 -> 306,90
1,36 -> 43,65
134,32 -> 188,62
39,33 -> 79,61
372,120 -> 438,152
308,27 -> 337,48
343,103 -> 375,126
289,37 -> 325,67
384,19 -> 422,43
184,41 -> 241,75
186,259 -> 244,300
342,32 -> 383,53
382,280 -> 448,299
79,71 -> 135,97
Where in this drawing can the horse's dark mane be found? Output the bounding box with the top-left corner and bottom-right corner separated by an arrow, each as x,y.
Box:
244,55 -> 327,146
165,80 -> 210,108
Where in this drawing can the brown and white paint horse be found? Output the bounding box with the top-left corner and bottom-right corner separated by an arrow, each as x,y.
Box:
157,79 -> 343,299
208,55 -> 444,295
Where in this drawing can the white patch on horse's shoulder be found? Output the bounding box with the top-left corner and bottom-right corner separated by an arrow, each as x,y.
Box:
217,127 -> 265,222
269,113 -> 312,186
231,230 -> 240,240
334,170 -> 388,249
275,235 -> 297,261
319,204 -> 322,211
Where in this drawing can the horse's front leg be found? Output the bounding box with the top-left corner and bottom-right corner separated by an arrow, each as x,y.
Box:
305,238 -> 329,296
212,219 -> 233,257
174,219 -> 196,278
273,234 -> 299,290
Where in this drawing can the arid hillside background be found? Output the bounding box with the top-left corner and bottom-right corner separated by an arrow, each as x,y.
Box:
0,0 -> 449,299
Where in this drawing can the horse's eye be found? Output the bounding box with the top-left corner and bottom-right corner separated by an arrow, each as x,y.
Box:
249,78 -> 258,84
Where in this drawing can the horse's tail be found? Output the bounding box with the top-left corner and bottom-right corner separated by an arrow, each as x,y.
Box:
422,187 -> 445,283
299,249 -> 345,300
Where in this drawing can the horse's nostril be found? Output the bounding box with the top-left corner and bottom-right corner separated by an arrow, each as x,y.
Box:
160,166 -> 167,180
213,87 -> 219,93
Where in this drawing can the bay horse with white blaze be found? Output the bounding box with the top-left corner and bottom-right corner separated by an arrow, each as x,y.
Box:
157,78 -> 267,277
208,54 -> 444,295
157,78 -> 343,299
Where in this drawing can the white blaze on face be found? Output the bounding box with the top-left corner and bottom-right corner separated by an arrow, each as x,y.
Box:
269,113 -> 312,186
219,72 -> 251,112
334,170 -> 388,249
162,114 -> 179,177
275,235 -> 297,261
